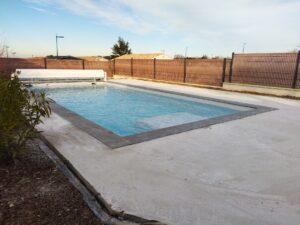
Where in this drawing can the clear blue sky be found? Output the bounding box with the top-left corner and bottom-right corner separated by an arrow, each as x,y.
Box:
0,0 -> 299,58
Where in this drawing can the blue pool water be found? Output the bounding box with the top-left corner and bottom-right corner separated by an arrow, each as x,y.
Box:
37,84 -> 239,136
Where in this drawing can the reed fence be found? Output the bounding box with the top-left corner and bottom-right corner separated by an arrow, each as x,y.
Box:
1,51 -> 299,89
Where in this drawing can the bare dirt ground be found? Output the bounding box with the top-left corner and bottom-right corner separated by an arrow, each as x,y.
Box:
0,140 -> 104,225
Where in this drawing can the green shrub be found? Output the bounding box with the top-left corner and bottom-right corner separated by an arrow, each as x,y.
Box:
0,75 -> 51,162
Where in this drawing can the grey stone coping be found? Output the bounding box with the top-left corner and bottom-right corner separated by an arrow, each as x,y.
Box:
49,82 -> 276,149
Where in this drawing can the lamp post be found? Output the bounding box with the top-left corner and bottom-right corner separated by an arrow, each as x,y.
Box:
242,42 -> 247,53
5,45 -> 9,58
56,35 -> 64,58
185,47 -> 188,58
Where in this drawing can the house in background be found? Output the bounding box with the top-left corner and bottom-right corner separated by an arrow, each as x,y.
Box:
116,53 -> 172,60
79,56 -> 108,61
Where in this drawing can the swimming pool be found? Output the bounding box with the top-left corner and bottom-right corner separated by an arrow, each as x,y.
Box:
34,82 -> 273,148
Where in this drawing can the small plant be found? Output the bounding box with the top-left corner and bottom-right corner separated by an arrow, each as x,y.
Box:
0,75 -> 51,162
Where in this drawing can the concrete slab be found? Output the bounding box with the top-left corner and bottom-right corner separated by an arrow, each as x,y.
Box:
223,82 -> 300,98
38,79 -> 300,225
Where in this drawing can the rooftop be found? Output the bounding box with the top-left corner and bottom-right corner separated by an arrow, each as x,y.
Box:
79,56 -> 108,61
116,53 -> 171,60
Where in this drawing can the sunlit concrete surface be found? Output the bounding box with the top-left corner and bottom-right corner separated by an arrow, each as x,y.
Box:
38,79 -> 300,225
223,82 -> 300,98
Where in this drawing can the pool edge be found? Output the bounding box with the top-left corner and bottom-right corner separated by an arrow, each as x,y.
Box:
48,83 -> 276,149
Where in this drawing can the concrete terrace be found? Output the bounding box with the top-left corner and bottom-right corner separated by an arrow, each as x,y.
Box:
38,79 -> 300,225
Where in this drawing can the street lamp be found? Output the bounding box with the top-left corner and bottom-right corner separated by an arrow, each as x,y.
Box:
242,42 -> 247,53
56,35 -> 64,58
185,46 -> 188,58
5,45 -> 9,58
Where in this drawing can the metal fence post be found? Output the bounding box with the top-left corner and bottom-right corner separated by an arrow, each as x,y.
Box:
153,58 -> 156,79
82,59 -> 85,70
131,58 -> 133,76
229,52 -> 234,82
292,51 -> 300,88
113,59 -> 116,75
222,58 -> 227,83
183,58 -> 187,83
44,58 -> 47,69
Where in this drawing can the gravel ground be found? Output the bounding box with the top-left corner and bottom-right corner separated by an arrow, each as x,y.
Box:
0,140 -> 104,225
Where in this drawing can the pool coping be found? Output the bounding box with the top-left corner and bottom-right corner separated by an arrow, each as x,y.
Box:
49,82 -> 276,149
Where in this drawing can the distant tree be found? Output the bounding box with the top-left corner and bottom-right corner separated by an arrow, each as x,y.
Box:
174,54 -> 185,59
46,55 -> 81,60
103,55 -> 115,60
111,37 -> 132,58
200,55 -> 209,59
46,55 -> 56,59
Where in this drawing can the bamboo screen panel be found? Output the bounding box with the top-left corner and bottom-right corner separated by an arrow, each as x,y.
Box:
46,59 -> 83,69
0,58 -> 45,74
232,53 -> 297,88
115,59 -> 131,76
155,59 -> 184,82
296,61 -> 300,88
186,59 -> 224,86
132,59 -> 154,79
85,61 -> 112,77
